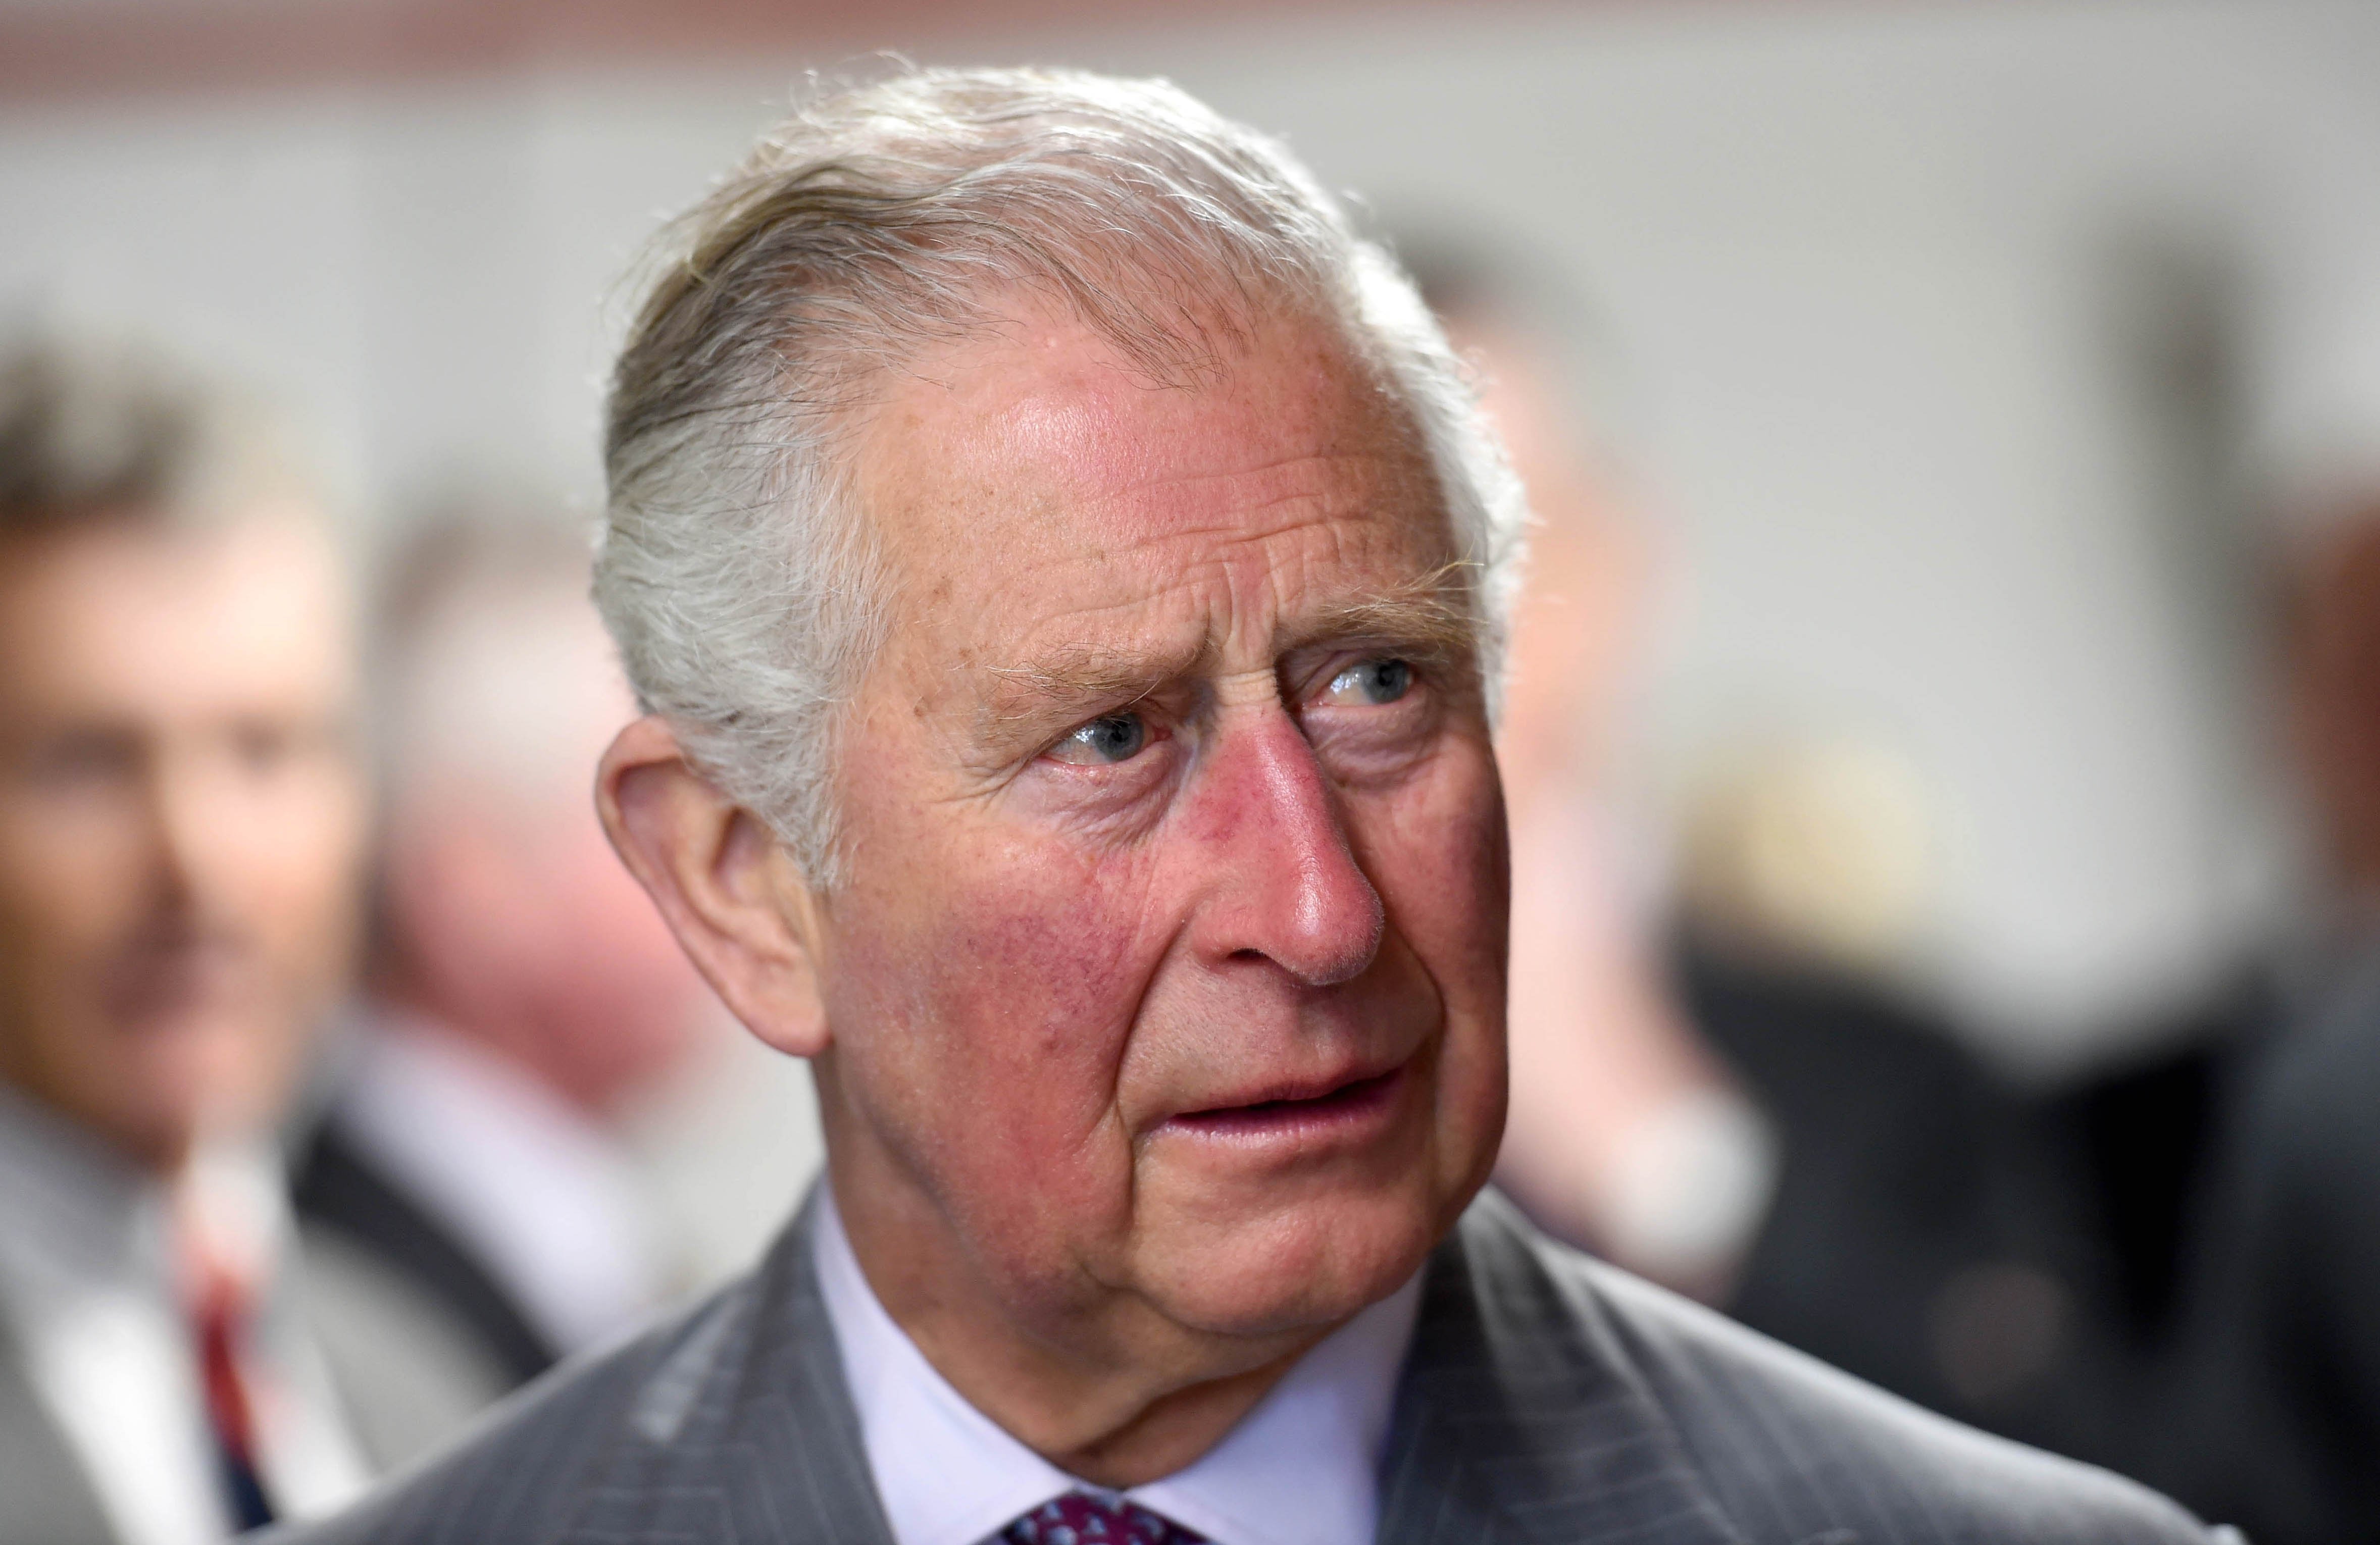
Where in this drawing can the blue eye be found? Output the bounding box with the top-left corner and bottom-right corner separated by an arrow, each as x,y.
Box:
1051,712 -> 1148,765
1327,658 -> 1414,706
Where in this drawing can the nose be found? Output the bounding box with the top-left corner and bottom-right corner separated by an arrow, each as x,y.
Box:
139,740 -> 257,929
1185,708 -> 1384,987
139,746 -> 215,919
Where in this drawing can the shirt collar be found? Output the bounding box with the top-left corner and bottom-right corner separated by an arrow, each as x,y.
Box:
0,1081 -> 164,1297
0,1080 -> 299,1311
812,1186 -> 1421,1545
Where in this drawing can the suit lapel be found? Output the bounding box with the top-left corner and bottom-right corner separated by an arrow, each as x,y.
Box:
1376,1195 -> 1747,1545
556,1186 -> 1747,1545
558,1190 -> 897,1545
0,1333 -> 119,1545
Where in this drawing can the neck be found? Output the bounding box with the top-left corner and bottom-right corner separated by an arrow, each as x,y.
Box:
1044,1350 -> 1312,1488
819,1082 -> 1331,1488
0,1072 -> 196,1181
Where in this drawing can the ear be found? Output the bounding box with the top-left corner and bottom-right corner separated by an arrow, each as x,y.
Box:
596,716 -> 831,1059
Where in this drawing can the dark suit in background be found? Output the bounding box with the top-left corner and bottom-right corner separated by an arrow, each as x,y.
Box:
2043,971 -> 2275,1358
1676,938 -> 2124,1454
294,1114 -> 562,1389
2144,955 -> 2380,1544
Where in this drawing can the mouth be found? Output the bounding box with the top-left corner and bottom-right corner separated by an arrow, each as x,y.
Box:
1163,1062 -> 1409,1146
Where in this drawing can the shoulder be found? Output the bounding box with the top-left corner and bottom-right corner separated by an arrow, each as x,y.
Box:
1432,1193 -> 2227,1543
297,1225 -> 513,1474
267,1194 -> 883,1545
266,1269 -> 764,1545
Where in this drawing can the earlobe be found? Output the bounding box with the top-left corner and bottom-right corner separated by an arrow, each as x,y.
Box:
596,716 -> 833,1059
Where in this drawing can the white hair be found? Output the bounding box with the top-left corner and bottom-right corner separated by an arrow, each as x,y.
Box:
596,65 -> 1525,885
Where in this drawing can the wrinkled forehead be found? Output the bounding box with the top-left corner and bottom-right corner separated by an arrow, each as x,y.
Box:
850,305 -> 1460,671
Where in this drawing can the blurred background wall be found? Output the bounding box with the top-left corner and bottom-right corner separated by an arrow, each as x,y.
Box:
5,0 -> 2374,1261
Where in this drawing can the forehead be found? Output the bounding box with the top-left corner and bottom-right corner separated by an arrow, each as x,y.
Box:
0,511 -> 352,726
851,307 -> 1454,662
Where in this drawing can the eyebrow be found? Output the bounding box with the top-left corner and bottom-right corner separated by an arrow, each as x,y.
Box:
978,638 -> 1208,739
973,563 -> 1483,744
1281,563 -> 1482,664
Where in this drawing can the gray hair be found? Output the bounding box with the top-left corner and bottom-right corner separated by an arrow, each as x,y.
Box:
0,328 -> 311,533
596,66 -> 1525,885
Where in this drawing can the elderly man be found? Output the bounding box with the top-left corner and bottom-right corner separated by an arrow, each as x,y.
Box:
283,69 -> 2224,1544
0,334 -> 498,1544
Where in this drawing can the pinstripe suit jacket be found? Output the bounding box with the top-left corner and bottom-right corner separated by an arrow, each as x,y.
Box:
271,1189 -> 2223,1544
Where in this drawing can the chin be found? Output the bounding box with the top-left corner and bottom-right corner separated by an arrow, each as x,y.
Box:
1136,1177 -> 1452,1340
113,1030 -> 289,1157
77,1092 -> 204,1173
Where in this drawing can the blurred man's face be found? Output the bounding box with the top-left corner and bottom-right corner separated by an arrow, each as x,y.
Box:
381,596 -> 708,1115
0,512 -> 365,1171
812,303 -> 1509,1358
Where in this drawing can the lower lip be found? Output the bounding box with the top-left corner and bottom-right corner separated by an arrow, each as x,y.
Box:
1161,1065 -> 1409,1151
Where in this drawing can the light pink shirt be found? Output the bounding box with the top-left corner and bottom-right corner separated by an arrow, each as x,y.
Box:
812,1188 -> 1422,1545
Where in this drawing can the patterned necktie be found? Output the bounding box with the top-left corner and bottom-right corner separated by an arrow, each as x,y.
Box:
1001,1491 -> 1208,1545
184,1238 -> 276,1530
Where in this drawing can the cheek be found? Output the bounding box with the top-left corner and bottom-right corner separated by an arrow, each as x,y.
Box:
260,765 -> 368,902
828,835 -> 1172,1228
1366,745 -> 1508,1011
237,769 -> 366,955
0,800 -> 156,998
1360,745 -> 1510,1137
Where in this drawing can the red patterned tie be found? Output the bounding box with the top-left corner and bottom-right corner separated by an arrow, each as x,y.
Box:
1001,1491 -> 1208,1545
184,1239 -> 276,1529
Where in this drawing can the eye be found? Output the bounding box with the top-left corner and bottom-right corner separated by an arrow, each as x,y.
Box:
22,730 -> 137,789
1323,657 -> 1414,707
1046,711 -> 1150,766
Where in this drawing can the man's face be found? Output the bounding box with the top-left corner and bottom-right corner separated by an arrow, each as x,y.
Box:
814,305 -> 1508,1350
0,513 -> 365,1170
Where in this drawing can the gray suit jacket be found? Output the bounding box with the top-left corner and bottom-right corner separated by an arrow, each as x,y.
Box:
0,1226 -> 504,1545
271,1190 -> 2224,1544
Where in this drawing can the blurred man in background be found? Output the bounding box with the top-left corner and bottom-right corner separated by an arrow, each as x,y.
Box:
296,507 -> 715,1387
2144,499 -> 2380,1544
1421,253 -> 1778,1304
0,332 -> 497,1544
1422,248 -> 2112,1447
1663,735 -> 2116,1445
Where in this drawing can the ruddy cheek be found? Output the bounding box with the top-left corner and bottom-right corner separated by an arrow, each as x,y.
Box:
883,856 -> 1162,1173
1369,755 -> 1507,1089
1443,797 -> 1511,984
1368,753 -> 1505,965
